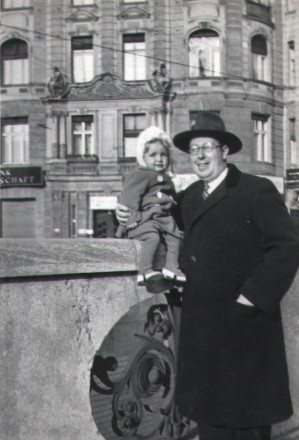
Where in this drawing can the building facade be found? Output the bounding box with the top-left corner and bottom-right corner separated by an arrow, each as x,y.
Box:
0,0 -> 298,238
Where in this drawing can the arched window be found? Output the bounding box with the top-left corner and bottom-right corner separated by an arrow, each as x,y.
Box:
251,34 -> 270,82
1,38 -> 29,85
188,29 -> 220,78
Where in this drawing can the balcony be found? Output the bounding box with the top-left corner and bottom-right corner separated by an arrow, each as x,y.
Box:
246,0 -> 273,26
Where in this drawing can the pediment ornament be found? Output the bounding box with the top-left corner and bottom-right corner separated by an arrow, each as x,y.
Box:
66,10 -> 99,22
117,6 -> 150,20
66,73 -> 159,100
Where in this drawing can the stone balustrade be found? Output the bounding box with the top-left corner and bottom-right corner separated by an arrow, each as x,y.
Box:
0,239 -> 298,440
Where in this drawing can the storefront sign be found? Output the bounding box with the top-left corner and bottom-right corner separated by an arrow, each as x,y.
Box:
0,166 -> 44,187
90,196 -> 117,210
286,168 -> 299,182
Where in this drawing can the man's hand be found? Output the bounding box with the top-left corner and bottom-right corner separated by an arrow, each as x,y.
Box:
115,203 -> 130,225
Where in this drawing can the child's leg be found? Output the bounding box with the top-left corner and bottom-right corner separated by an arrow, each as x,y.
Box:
138,231 -> 161,274
163,234 -> 185,278
128,228 -> 161,274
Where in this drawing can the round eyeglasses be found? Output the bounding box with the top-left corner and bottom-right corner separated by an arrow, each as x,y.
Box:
189,142 -> 221,155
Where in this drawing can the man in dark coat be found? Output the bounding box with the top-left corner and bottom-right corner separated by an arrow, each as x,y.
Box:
116,112 -> 299,440
172,112 -> 299,440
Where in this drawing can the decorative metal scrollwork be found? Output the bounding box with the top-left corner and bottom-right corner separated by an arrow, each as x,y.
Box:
90,290 -> 193,439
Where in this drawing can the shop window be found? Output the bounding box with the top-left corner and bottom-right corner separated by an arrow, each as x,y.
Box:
1,118 -> 29,164
1,0 -> 30,8
252,114 -> 272,162
290,118 -> 297,164
122,113 -> 146,158
1,199 -> 36,238
123,34 -> 146,81
288,41 -> 295,87
188,29 -> 220,78
1,38 -> 29,85
71,115 -> 94,155
251,34 -> 270,82
71,36 -> 94,83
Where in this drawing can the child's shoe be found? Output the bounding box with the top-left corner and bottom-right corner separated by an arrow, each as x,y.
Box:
137,271 -> 163,286
162,268 -> 186,284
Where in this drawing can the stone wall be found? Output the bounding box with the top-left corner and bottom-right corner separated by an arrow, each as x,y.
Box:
0,239 -> 298,440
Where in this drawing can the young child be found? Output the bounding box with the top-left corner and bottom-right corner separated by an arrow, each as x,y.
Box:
116,126 -> 186,286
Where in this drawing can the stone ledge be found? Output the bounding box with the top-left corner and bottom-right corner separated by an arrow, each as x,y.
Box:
0,238 -> 140,279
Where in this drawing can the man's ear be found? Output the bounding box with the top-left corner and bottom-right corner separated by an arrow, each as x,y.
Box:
222,145 -> 229,159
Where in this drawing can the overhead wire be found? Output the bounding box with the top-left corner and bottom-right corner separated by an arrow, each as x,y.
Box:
0,22 -> 269,84
0,21 -> 290,91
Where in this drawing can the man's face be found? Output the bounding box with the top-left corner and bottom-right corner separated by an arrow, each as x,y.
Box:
189,136 -> 229,182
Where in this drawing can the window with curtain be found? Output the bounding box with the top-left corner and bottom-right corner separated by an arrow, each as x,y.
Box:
251,34 -> 270,81
71,36 -> 94,83
252,114 -> 272,162
1,118 -> 29,164
1,39 -> 29,85
122,114 -> 146,157
71,115 -> 94,155
189,29 -> 220,78
123,34 -> 146,81
288,41 -> 295,87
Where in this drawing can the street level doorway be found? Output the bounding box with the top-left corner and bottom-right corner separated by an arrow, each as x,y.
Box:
93,210 -> 117,238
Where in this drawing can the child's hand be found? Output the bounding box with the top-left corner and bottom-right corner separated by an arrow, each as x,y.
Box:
157,192 -> 177,206
127,222 -> 138,230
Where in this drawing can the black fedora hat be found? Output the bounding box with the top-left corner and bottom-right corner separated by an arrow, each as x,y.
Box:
173,112 -> 242,155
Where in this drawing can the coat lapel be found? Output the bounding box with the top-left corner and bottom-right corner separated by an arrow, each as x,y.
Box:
189,182 -> 227,228
184,164 -> 241,231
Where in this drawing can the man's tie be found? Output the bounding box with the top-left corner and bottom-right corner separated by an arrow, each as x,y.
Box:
202,182 -> 210,200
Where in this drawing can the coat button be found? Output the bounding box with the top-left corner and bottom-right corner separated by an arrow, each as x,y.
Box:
190,256 -> 196,262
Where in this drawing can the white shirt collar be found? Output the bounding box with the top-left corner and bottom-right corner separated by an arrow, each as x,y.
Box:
205,167 -> 228,194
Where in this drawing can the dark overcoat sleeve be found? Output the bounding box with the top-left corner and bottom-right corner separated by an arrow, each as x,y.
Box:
240,178 -> 299,316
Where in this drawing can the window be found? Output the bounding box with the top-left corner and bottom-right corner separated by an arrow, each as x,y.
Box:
72,0 -> 94,4
189,29 -> 220,78
288,41 -> 295,87
2,0 -> 30,8
252,114 -> 271,162
71,115 -> 94,155
251,34 -> 270,82
290,118 -> 297,164
123,34 -> 146,81
1,39 -> 29,85
1,118 -> 29,164
71,36 -> 94,83
123,114 -> 146,157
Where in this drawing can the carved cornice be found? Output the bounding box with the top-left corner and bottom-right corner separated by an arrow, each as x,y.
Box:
66,73 -> 160,101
